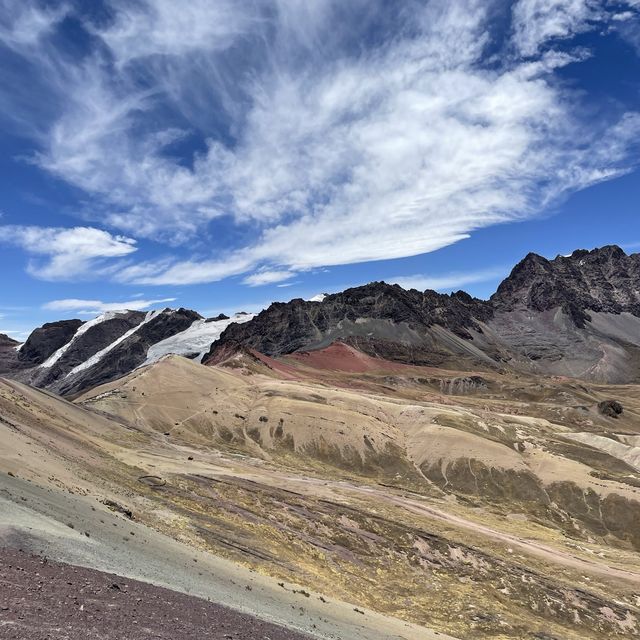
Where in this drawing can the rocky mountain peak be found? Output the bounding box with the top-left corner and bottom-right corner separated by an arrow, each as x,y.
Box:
205,277 -> 492,364
4,245 -> 640,391
583,244 -> 626,260
492,245 -> 640,325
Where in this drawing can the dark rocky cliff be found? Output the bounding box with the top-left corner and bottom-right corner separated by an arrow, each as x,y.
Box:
54,308 -> 202,396
0,333 -> 17,348
0,334 -> 21,375
205,246 -> 640,382
492,246 -> 640,326
0,309 -> 202,395
206,281 -> 492,362
17,319 -> 85,366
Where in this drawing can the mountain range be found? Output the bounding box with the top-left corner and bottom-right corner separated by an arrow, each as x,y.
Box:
5,245 -> 640,640
3,245 -> 640,395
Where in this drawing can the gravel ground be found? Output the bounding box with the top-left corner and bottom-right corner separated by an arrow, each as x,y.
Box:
0,547 -> 312,640
0,474 -> 438,640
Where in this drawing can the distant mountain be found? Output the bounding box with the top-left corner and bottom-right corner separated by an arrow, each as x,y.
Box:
0,332 -> 22,374
0,333 -> 20,373
18,319 -> 85,365
206,246 -> 640,383
4,245 -> 640,394
0,309 -> 253,396
483,246 -> 640,381
492,245 -> 640,325
205,281 -> 493,370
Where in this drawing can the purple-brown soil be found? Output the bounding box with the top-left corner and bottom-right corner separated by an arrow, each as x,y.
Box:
0,548 -> 312,640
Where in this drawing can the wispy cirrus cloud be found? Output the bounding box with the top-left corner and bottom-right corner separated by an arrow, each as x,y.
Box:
0,0 -> 69,49
0,0 -> 638,287
511,0 -> 601,57
242,269 -> 296,287
0,225 -> 137,280
511,0 -> 639,57
43,297 -> 176,315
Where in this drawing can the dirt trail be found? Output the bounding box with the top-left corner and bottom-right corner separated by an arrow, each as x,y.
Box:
394,495 -> 640,584
187,459 -> 640,587
323,480 -> 640,585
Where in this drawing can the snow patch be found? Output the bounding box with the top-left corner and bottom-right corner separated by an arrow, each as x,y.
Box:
143,313 -> 255,365
65,309 -> 162,378
308,293 -> 327,303
40,311 -> 124,369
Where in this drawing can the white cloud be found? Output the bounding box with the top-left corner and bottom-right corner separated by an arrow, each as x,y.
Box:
511,0 -> 639,56
614,6 -> 640,54
0,1 -> 68,49
0,225 -> 137,280
511,0 -> 600,56
1,1 -> 639,285
116,252 -> 254,285
100,0 -> 251,63
388,268 -> 507,293
242,269 -> 296,287
43,297 -> 176,314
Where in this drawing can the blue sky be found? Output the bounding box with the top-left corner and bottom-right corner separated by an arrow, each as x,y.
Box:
1,0 -> 639,339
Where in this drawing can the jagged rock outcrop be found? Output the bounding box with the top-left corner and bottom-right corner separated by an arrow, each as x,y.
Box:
492,246 -> 640,326
205,282 -> 492,367
206,246 -> 640,383
439,375 -> 489,395
598,400 -> 624,418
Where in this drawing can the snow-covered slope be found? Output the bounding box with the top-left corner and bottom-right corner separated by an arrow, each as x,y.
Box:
3,307 -> 245,395
66,310 -> 162,378
143,313 -> 255,365
9,308 -> 202,395
41,311 -> 127,368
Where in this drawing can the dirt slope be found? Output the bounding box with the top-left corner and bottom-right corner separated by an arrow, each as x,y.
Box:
0,547 -> 311,640
0,376 -> 449,640
6,352 -> 640,637
68,354 -> 640,638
